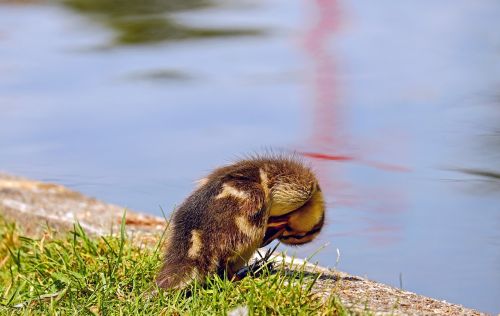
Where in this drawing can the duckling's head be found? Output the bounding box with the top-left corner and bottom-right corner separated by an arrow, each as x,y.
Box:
262,157 -> 319,217
276,187 -> 325,245
254,156 -> 326,246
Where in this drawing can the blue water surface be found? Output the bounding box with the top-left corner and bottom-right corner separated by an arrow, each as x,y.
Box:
1,0 -> 499,313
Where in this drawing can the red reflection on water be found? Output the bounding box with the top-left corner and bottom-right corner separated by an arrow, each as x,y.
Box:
297,0 -> 408,245
300,152 -> 353,161
360,160 -> 411,173
298,0 -> 345,199
301,151 -> 412,173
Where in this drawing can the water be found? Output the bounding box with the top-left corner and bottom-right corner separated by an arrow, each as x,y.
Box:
1,0 -> 499,313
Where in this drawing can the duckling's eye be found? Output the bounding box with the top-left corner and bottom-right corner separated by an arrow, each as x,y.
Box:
285,226 -> 294,232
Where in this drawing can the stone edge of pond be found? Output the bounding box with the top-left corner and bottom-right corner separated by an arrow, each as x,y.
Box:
0,172 -> 487,316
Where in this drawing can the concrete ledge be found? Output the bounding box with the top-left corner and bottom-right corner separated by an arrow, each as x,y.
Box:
0,172 -> 486,315
0,172 -> 165,238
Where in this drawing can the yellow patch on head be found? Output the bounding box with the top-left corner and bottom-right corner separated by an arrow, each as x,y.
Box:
188,230 -> 202,259
268,182 -> 312,216
288,189 -> 325,232
215,183 -> 250,200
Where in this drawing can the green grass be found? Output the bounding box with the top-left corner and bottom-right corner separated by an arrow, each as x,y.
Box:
0,216 -> 347,315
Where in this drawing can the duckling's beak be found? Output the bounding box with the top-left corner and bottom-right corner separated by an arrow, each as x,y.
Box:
267,214 -> 290,227
262,217 -> 288,247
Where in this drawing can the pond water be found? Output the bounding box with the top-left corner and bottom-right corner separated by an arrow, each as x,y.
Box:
1,0 -> 499,313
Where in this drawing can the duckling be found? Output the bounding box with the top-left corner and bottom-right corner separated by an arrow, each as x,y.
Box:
156,155 -> 326,290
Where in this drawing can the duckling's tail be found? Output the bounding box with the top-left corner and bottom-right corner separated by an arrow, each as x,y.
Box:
156,263 -> 199,290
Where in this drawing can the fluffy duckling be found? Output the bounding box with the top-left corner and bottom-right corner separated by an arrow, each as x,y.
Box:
156,155 -> 325,290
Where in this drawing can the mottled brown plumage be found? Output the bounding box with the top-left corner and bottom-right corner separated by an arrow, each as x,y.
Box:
156,155 -> 325,290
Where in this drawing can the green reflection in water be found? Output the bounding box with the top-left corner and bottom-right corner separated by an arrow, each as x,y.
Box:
109,17 -> 261,45
127,69 -> 193,82
458,168 -> 500,181
61,0 -> 262,45
61,0 -> 211,16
